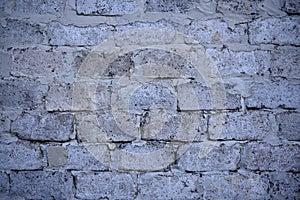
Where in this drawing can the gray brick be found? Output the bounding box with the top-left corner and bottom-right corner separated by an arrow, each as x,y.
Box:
74,172 -> 136,199
207,49 -> 270,77
45,84 -> 73,111
209,111 -> 277,140
0,141 -> 43,170
0,51 -> 11,78
283,0 -> 300,14
0,19 -> 46,47
245,79 -> 300,109
0,79 -> 46,112
217,0 -> 261,16
11,112 -> 74,141
47,146 -> 68,167
264,172 -> 300,200
145,0 -> 200,13
0,172 -> 9,195
187,19 -> 248,45
249,16 -> 300,45
177,142 -> 241,171
270,46 -> 300,79
12,47 -> 85,84
76,0 -> 137,16
202,172 -> 268,200
10,171 -> 72,199
277,112 -> 300,141
137,171 -> 203,199
13,0 -> 66,14
242,142 -> 300,171
48,22 -> 112,46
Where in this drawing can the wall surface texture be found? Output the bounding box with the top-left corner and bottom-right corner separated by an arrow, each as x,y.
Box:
0,0 -> 299,199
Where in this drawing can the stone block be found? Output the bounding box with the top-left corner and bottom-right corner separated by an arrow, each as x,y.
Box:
0,172 -> 9,195
217,0 -> 261,16
0,51 -> 11,78
270,46 -> 300,79
47,146 -> 68,167
13,0 -> 66,14
207,49 -> 270,77
0,19 -> 46,47
137,171 -> 203,199
209,111 -> 277,140
0,141 -> 43,170
48,22 -> 112,46
11,112 -> 74,141
277,112 -> 300,141
242,142 -> 300,171
0,79 -> 46,112
283,0 -> 300,14
74,171 -> 136,199
145,0 -> 200,13
12,47 -> 85,84
264,172 -> 300,200
45,84 -> 73,111
202,171 -> 268,199
177,142 -> 241,171
76,0 -> 137,16
10,171 -> 72,199
245,79 -> 300,109
187,19 -> 248,45
249,16 -> 300,45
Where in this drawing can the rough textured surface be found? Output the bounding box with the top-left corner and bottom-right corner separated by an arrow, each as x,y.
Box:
10,171 -> 73,199
1,0 -> 299,199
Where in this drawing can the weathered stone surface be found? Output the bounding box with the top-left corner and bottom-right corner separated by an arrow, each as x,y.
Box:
145,0 -> 194,13
0,51 -> 11,78
242,142 -> 300,171
270,46 -> 300,79
74,172 -> 136,199
13,0 -> 66,14
137,171 -> 203,199
12,47 -> 84,84
202,171 -> 268,199
0,141 -> 43,170
47,146 -> 68,167
177,142 -> 241,171
11,112 -> 74,141
283,0 -> 300,14
64,144 -> 109,170
0,79 -> 46,111
209,111 -> 277,140
0,19 -> 46,47
207,49 -> 270,77
48,22 -> 112,46
249,16 -> 300,45
76,0 -> 137,16
10,171 -> 73,199
0,172 -> 9,195
264,172 -> 300,200
277,112 -> 300,141
217,0 -> 261,16
45,84 -> 73,111
187,19 -> 248,45
245,79 -> 300,109
0,114 -> 10,134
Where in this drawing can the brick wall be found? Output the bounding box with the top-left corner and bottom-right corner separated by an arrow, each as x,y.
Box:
0,0 -> 299,199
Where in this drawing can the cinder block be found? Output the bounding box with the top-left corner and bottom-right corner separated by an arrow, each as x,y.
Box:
209,111 -> 277,140
10,171 -> 73,199
0,141 -> 43,170
249,16 -> 300,45
137,171 -> 203,199
242,142 -> 300,171
11,112 -> 74,141
177,142 -> 241,171
74,171 -> 136,199
76,0 -> 137,16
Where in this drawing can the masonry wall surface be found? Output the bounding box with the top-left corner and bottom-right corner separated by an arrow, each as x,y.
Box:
0,0 -> 299,200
